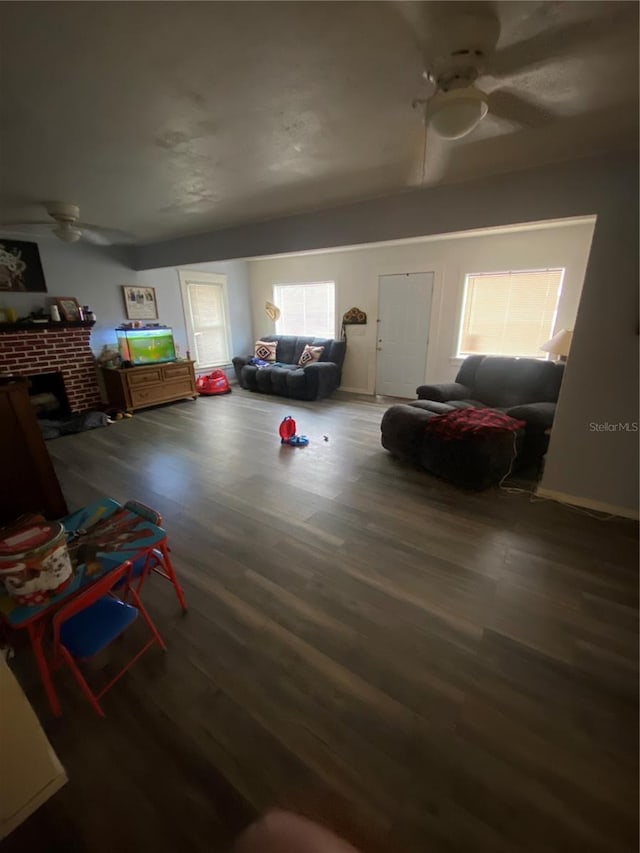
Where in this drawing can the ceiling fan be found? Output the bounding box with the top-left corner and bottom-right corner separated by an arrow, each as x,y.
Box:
1,202 -> 133,246
397,1 -> 576,180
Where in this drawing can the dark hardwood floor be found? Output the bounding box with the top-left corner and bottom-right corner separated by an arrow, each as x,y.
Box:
5,389 -> 638,853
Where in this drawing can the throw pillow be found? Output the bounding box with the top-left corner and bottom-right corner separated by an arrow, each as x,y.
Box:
254,340 -> 277,363
298,344 -> 324,367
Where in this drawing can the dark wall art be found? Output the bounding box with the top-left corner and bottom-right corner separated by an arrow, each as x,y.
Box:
0,239 -> 47,292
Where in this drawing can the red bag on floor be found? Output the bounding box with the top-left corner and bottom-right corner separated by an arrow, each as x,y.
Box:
279,416 -> 297,443
197,370 -> 231,396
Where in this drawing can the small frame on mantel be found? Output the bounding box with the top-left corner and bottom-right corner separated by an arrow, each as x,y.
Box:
122,285 -> 158,320
56,297 -> 82,322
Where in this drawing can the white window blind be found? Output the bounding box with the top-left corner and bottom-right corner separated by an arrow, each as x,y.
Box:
181,275 -> 231,368
274,282 -> 335,338
457,268 -> 564,358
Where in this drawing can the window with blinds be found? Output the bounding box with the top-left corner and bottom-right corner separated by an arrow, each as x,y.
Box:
457,268 -> 565,358
180,272 -> 231,368
274,282 -> 335,338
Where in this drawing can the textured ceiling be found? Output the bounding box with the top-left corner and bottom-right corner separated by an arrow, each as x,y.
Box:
0,1 -> 637,243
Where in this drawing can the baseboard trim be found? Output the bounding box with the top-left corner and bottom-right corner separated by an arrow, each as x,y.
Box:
535,487 -> 639,520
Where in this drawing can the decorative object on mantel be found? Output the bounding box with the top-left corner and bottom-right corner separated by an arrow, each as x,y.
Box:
0,308 -> 17,323
50,304 -> 61,322
0,239 -> 47,293
122,285 -> 158,320
27,309 -> 48,325
55,297 -> 82,322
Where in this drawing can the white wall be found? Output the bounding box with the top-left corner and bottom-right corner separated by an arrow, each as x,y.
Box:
249,219 -> 595,394
0,235 -> 253,364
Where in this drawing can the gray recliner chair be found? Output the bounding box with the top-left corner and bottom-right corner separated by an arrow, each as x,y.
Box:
381,355 -> 565,487
414,355 -> 564,467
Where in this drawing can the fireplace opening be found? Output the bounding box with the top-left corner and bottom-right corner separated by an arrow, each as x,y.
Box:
28,371 -> 71,419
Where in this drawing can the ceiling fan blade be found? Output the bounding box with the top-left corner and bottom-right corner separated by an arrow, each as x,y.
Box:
490,12 -> 630,78
488,89 -> 552,128
0,222 -> 52,237
80,225 -> 134,246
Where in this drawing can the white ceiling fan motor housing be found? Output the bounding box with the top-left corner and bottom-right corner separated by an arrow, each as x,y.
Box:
46,202 -> 80,223
46,202 -> 83,242
423,7 -> 501,91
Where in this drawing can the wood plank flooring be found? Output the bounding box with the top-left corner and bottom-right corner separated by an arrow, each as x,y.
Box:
5,389 -> 638,853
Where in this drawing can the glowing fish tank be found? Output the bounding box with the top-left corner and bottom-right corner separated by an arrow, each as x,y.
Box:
117,327 -> 177,365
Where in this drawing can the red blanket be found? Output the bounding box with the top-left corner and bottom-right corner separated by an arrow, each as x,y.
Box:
425,407 -> 526,439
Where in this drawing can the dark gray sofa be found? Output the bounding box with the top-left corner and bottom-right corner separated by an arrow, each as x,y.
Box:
380,355 -> 564,487
232,335 -> 346,401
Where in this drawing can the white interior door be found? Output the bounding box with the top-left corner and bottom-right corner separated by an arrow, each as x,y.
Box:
375,272 -> 434,398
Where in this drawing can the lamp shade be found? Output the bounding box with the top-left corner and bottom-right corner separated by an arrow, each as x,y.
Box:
427,87 -> 489,140
540,328 -> 573,357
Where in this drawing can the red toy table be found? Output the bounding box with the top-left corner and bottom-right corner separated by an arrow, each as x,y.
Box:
0,498 -> 185,716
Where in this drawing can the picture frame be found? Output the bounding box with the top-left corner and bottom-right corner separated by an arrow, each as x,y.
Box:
56,297 -> 82,322
0,238 -> 47,293
122,285 -> 158,321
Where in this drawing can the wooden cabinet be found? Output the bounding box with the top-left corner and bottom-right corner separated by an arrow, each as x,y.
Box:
0,376 -> 68,523
101,361 -> 197,412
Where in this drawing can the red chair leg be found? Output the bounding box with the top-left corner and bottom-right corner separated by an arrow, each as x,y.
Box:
157,542 -> 188,612
128,586 -> 167,651
132,550 -> 157,597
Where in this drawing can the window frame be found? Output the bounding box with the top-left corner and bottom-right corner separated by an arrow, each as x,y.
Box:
178,270 -> 232,369
273,280 -> 337,339
455,267 -> 565,360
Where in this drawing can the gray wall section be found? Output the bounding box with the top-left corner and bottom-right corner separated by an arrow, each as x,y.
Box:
0,239 -> 136,353
0,236 -> 252,363
542,176 -> 639,513
133,153 -> 631,269
134,152 -> 639,514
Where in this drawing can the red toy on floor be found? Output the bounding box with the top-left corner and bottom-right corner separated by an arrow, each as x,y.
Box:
197,370 -> 231,395
279,416 -> 309,446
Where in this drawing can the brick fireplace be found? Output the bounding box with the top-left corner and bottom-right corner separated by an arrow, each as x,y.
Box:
0,325 -> 101,413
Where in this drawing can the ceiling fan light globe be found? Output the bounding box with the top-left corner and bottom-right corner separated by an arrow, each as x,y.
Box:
427,87 -> 489,140
53,224 -> 82,243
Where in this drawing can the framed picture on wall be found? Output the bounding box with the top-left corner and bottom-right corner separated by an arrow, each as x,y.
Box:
122,285 -> 158,320
0,239 -> 47,292
56,297 -> 82,322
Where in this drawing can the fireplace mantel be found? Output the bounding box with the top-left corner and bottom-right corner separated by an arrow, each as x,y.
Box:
0,321 -> 95,333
